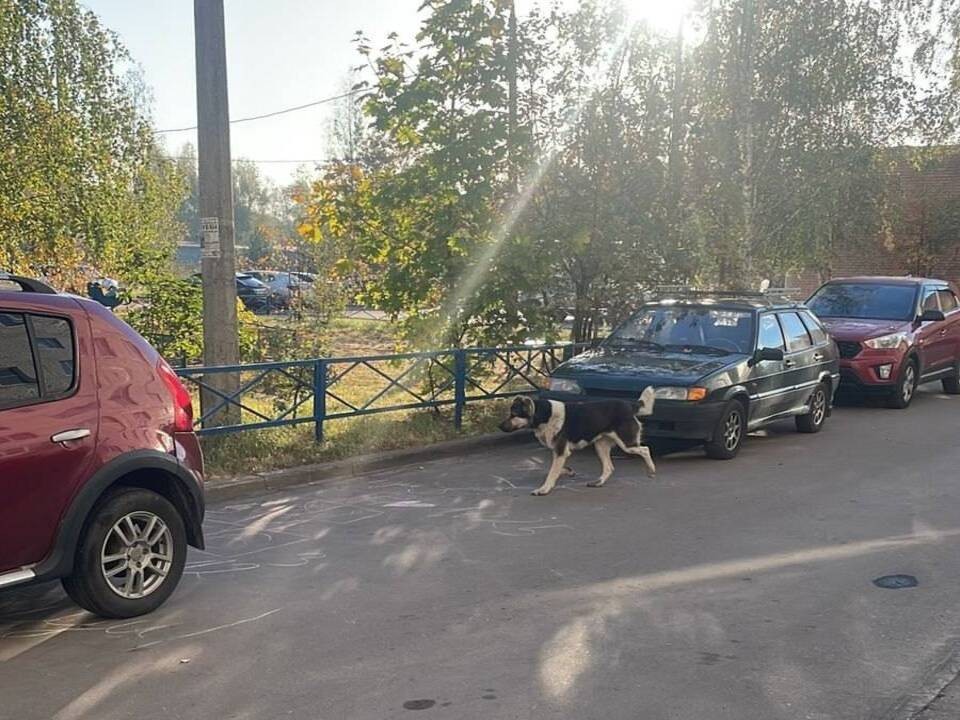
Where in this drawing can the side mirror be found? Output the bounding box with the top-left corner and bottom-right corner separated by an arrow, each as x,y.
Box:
751,347 -> 785,366
919,309 -> 945,323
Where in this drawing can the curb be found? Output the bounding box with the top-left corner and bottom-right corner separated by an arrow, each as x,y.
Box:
204,431 -> 535,502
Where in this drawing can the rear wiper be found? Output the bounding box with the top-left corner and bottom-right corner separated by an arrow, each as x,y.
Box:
664,344 -> 732,355
608,337 -> 665,352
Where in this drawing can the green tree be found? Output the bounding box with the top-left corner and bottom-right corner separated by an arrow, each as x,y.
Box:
0,0 -> 185,288
684,0 -> 914,285
304,0 -> 517,346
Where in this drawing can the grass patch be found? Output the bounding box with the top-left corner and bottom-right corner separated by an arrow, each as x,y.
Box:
325,317 -> 399,356
201,401 -> 508,479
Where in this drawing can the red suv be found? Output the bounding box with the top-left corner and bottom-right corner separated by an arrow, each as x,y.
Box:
0,274 -> 204,617
807,276 -> 960,408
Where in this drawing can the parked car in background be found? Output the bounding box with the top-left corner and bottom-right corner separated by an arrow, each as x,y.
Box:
192,272 -> 271,313
243,269 -> 312,310
807,277 -> 960,408
0,273 -> 204,618
544,291 -> 840,459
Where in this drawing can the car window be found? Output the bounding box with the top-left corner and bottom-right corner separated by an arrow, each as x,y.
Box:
799,310 -> 829,344
31,315 -> 75,396
807,283 -> 918,321
610,307 -> 754,354
921,287 -> 940,312
0,312 -> 40,409
758,314 -> 785,351
778,312 -> 813,352
936,288 -> 958,312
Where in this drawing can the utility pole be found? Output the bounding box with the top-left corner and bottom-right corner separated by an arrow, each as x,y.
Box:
194,0 -> 239,425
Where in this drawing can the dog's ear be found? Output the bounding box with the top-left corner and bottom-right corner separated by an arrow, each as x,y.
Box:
521,395 -> 536,417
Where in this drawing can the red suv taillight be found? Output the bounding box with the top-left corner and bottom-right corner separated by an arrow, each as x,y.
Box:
157,361 -> 194,433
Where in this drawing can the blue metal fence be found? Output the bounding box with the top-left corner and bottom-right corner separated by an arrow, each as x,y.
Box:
175,343 -> 591,438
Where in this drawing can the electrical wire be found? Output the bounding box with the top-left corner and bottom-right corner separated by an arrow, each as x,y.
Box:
155,87 -> 366,133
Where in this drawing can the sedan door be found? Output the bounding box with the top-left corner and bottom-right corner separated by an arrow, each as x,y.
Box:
747,312 -> 792,423
777,311 -> 820,413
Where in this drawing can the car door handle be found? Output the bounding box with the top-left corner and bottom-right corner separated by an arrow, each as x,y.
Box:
813,353 -> 823,361
784,359 -> 795,368
51,428 -> 91,444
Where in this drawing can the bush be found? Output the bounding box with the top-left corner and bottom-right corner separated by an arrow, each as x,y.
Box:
124,275 -> 257,365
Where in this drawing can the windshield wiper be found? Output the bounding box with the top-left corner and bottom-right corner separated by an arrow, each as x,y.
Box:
664,343 -> 734,356
608,337 -> 665,352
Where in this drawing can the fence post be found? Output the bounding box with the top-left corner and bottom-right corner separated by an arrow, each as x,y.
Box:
313,358 -> 326,443
453,349 -> 466,431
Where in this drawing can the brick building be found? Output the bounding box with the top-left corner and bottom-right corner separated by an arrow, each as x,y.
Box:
791,147 -> 960,295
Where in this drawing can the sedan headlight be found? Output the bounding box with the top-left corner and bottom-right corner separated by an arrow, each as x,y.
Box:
654,386 -> 707,401
864,332 -> 908,350
549,377 -> 583,394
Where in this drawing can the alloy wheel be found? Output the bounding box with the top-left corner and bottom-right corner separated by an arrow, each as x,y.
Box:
100,511 -> 174,600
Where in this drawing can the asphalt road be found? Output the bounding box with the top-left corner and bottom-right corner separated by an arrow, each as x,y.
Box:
3,388 -> 960,720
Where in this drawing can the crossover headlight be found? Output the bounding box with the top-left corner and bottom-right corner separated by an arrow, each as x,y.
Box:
654,386 -> 707,401
549,377 -> 583,394
864,332 -> 908,350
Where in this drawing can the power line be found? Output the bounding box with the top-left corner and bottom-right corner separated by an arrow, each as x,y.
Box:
155,87 -> 366,133
163,155 -> 329,165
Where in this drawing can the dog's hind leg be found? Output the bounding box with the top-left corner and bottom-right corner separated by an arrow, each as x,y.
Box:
612,430 -> 656,478
562,466 -> 576,477
587,437 -> 615,487
532,445 -> 571,496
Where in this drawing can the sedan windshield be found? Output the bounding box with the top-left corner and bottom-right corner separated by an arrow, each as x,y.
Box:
808,283 -> 917,321
608,307 -> 754,354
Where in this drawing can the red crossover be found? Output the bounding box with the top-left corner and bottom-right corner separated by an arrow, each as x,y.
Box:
0,274 -> 204,618
807,277 -> 960,408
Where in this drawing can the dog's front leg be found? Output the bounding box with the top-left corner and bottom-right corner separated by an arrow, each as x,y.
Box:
532,446 -> 570,496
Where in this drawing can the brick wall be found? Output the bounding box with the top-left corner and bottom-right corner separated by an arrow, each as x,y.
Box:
790,148 -> 960,296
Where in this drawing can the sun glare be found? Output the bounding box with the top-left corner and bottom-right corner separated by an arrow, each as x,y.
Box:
624,0 -> 692,35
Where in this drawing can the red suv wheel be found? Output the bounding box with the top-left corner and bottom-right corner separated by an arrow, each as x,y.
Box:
62,488 -> 188,619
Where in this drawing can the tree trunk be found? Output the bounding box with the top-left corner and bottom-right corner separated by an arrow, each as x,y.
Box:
735,0 -> 757,280
507,0 -> 519,190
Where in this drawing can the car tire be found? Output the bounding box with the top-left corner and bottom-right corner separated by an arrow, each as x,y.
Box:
887,359 -> 918,409
704,400 -> 746,460
62,488 -> 188,619
942,360 -> 960,395
796,382 -> 829,433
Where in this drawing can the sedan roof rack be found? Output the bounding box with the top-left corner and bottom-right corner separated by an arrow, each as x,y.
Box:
653,284 -> 762,297
653,284 -> 800,298
0,272 -> 58,294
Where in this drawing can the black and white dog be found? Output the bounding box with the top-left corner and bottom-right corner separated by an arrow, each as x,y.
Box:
499,387 -> 657,495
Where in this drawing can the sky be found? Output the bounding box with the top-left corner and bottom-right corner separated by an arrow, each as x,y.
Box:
83,1 -> 684,185
83,0 -> 423,184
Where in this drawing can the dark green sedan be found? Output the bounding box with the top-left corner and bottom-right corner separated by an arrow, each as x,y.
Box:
544,292 -> 841,459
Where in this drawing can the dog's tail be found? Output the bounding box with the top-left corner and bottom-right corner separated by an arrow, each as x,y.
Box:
636,386 -> 656,417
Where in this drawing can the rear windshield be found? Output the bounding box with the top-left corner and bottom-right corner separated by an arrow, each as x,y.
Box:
608,306 -> 754,354
808,283 -> 918,321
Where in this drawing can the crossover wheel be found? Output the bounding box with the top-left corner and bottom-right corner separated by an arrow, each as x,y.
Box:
62,488 -> 187,618
887,360 -> 918,409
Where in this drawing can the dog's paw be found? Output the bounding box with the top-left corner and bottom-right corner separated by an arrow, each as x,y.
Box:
586,480 -> 605,488
647,469 -> 657,478
531,488 -> 550,496
562,467 -> 576,477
